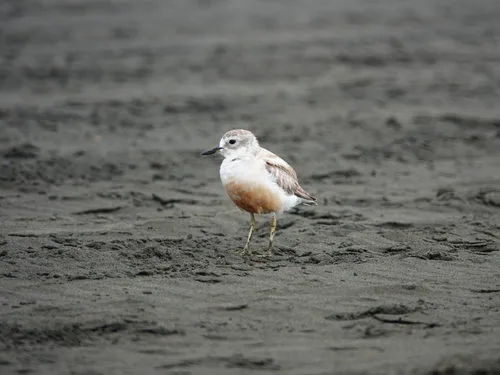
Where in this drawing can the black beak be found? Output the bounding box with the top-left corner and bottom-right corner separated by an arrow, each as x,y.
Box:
200,146 -> 223,155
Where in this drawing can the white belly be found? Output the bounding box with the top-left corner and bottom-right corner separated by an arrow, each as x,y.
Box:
219,156 -> 300,214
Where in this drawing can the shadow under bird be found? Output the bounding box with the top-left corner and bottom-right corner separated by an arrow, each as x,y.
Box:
201,129 -> 317,256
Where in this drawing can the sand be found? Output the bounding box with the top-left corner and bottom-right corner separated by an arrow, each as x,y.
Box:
1,0 -> 500,374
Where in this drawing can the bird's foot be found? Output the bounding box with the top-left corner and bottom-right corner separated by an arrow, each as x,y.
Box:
236,246 -> 251,256
256,247 -> 272,258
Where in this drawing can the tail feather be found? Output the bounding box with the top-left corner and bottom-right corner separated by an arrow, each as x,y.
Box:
294,185 -> 317,204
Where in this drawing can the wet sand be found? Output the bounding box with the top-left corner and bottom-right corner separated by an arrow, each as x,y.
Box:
1,0 -> 500,374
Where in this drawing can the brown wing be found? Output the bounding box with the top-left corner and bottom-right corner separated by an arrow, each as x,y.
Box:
259,148 -> 317,203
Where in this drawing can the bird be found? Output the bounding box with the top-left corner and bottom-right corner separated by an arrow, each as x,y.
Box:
201,129 -> 316,256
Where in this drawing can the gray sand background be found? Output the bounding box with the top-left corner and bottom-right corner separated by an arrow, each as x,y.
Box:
1,0 -> 500,374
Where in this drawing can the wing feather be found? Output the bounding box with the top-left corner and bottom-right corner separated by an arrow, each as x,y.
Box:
258,148 -> 316,203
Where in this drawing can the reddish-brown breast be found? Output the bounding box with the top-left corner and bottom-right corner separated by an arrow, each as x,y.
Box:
224,180 -> 281,214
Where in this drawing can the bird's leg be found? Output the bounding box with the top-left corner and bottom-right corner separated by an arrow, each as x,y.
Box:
263,213 -> 277,257
239,213 -> 256,255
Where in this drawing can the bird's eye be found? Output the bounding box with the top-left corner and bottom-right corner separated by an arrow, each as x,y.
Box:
228,139 -> 236,145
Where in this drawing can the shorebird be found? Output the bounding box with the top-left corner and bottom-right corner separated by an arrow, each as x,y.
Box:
201,129 -> 316,256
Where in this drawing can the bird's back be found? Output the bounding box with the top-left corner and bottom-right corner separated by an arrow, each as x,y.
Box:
257,147 -> 316,204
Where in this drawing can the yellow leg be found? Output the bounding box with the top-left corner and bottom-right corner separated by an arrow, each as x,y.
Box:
264,214 -> 277,257
239,213 -> 256,255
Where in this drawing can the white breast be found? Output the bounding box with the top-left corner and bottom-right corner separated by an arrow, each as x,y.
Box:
220,155 -> 260,184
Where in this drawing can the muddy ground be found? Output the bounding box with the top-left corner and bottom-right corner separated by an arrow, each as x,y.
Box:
1,0 -> 500,374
